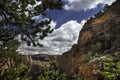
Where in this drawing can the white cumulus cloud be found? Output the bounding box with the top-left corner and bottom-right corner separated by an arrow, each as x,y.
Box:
18,20 -> 86,55
64,0 -> 116,11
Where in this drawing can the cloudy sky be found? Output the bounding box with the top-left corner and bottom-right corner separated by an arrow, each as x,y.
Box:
18,0 -> 116,55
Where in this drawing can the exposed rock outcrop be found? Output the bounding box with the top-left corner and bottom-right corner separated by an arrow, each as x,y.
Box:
31,54 -> 57,61
57,0 -> 120,79
0,55 -> 32,76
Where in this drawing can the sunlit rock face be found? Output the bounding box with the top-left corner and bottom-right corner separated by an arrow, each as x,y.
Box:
57,0 -> 120,79
0,55 -> 32,76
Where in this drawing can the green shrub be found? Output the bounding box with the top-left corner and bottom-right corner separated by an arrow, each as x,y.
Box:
98,56 -> 120,80
90,42 -> 102,56
0,39 -> 32,80
71,73 -> 81,80
84,52 -> 93,63
0,64 -> 31,80
37,61 -> 67,80
0,40 -> 20,61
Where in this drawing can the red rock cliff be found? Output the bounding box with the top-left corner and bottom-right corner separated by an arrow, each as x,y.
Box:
57,0 -> 120,79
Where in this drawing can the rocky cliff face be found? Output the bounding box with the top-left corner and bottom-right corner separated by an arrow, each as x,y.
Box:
31,54 -> 57,61
0,55 -> 32,76
57,0 -> 120,79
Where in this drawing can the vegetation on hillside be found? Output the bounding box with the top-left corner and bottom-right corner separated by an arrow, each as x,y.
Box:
0,0 -> 63,79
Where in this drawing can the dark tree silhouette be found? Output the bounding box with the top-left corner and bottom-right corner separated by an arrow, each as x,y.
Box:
0,0 -> 62,46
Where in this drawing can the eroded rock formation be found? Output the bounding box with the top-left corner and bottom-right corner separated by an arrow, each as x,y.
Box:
0,55 -> 32,76
57,0 -> 120,79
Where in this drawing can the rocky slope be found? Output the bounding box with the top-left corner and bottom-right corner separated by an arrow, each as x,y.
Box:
0,55 -> 32,76
31,54 -> 57,61
57,0 -> 120,79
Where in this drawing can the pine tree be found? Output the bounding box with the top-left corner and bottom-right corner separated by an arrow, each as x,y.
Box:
0,0 -> 62,46
0,1 -> 62,78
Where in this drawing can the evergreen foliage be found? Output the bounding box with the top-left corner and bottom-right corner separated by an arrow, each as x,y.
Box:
98,55 -> 120,80
0,39 -> 20,61
0,0 -> 62,46
0,64 -> 32,80
37,61 -> 67,80
0,39 -> 31,80
0,1 -> 63,80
